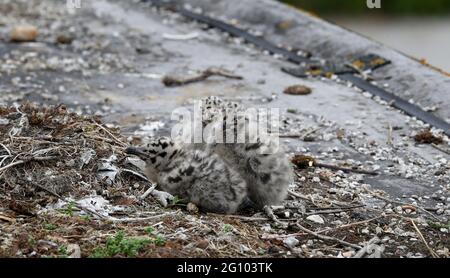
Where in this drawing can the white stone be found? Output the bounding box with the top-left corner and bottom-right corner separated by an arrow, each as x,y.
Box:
307,214 -> 325,224
283,236 -> 299,249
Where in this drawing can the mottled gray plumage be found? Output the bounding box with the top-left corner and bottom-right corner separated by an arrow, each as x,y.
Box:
198,96 -> 293,208
125,137 -> 247,214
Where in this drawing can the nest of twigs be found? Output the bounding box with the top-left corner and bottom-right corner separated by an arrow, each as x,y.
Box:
0,103 -> 146,211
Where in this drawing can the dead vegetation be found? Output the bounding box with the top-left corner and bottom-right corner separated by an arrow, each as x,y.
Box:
414,129 -> 444,145
0,103 -> 129,199
291,154 -> 378,175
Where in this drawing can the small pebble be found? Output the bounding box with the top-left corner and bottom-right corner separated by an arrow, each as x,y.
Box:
306,214 -> 325,224
195,239 -> 209,249
67,244 -> 81,258
283,236 -> 299,249
10,25 -> 38,42
283,85 -> 312,95
186,202 -> 199,214
342,251 -> 354,258
56,34 -> 74,44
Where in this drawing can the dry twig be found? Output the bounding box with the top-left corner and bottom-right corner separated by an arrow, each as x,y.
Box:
0,212 -> 15,223
30,182 -> 61,198
266,215 -> 383,239
0,143 -> 12,156
0,156 -> 59,173
162,67 -> 243,87
92,122 -> 127,147
410,219 -> 439,258
288,190 -> 352,207
279,127 -> 321,139
296,222 -> 362,250
122,168 -> 150,182
140,184 -> 157,200
208,212 -> 270,222
109,211 -> 179,223
314,162 -> 379,176
306,204 -> 365,216
368,190 -> 441,221
387,123 -> 393,146
264,205 -> 288,227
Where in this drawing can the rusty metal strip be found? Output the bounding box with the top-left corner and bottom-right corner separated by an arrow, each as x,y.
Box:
144,0 -> 450,136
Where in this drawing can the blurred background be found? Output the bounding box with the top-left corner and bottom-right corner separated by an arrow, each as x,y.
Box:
281,0 -> 450,72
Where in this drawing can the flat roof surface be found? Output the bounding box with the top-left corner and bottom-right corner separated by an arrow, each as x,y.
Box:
0,0 -> 449,258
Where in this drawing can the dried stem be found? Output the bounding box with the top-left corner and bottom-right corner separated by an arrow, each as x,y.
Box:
268,216 -> 383,239
315,162 -> 379,176
109,211 -> 179,223
92,122 -> 127,147
410,219 -> 439,258
296,222 -> 362,250
306,204 -> 365,216
163,67 -> 243,87
0,156 -> 59,173
368,190 -> 441,221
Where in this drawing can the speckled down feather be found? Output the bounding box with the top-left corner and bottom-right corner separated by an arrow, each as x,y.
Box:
197,96 -> 293,208
126,137 -> 247,214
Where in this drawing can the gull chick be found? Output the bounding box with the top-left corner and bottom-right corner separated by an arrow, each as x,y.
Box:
125,137 -> 247,214
199,96 -> 293,209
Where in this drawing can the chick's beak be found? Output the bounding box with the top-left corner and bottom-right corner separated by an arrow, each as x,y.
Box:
125,147 -> 147,158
